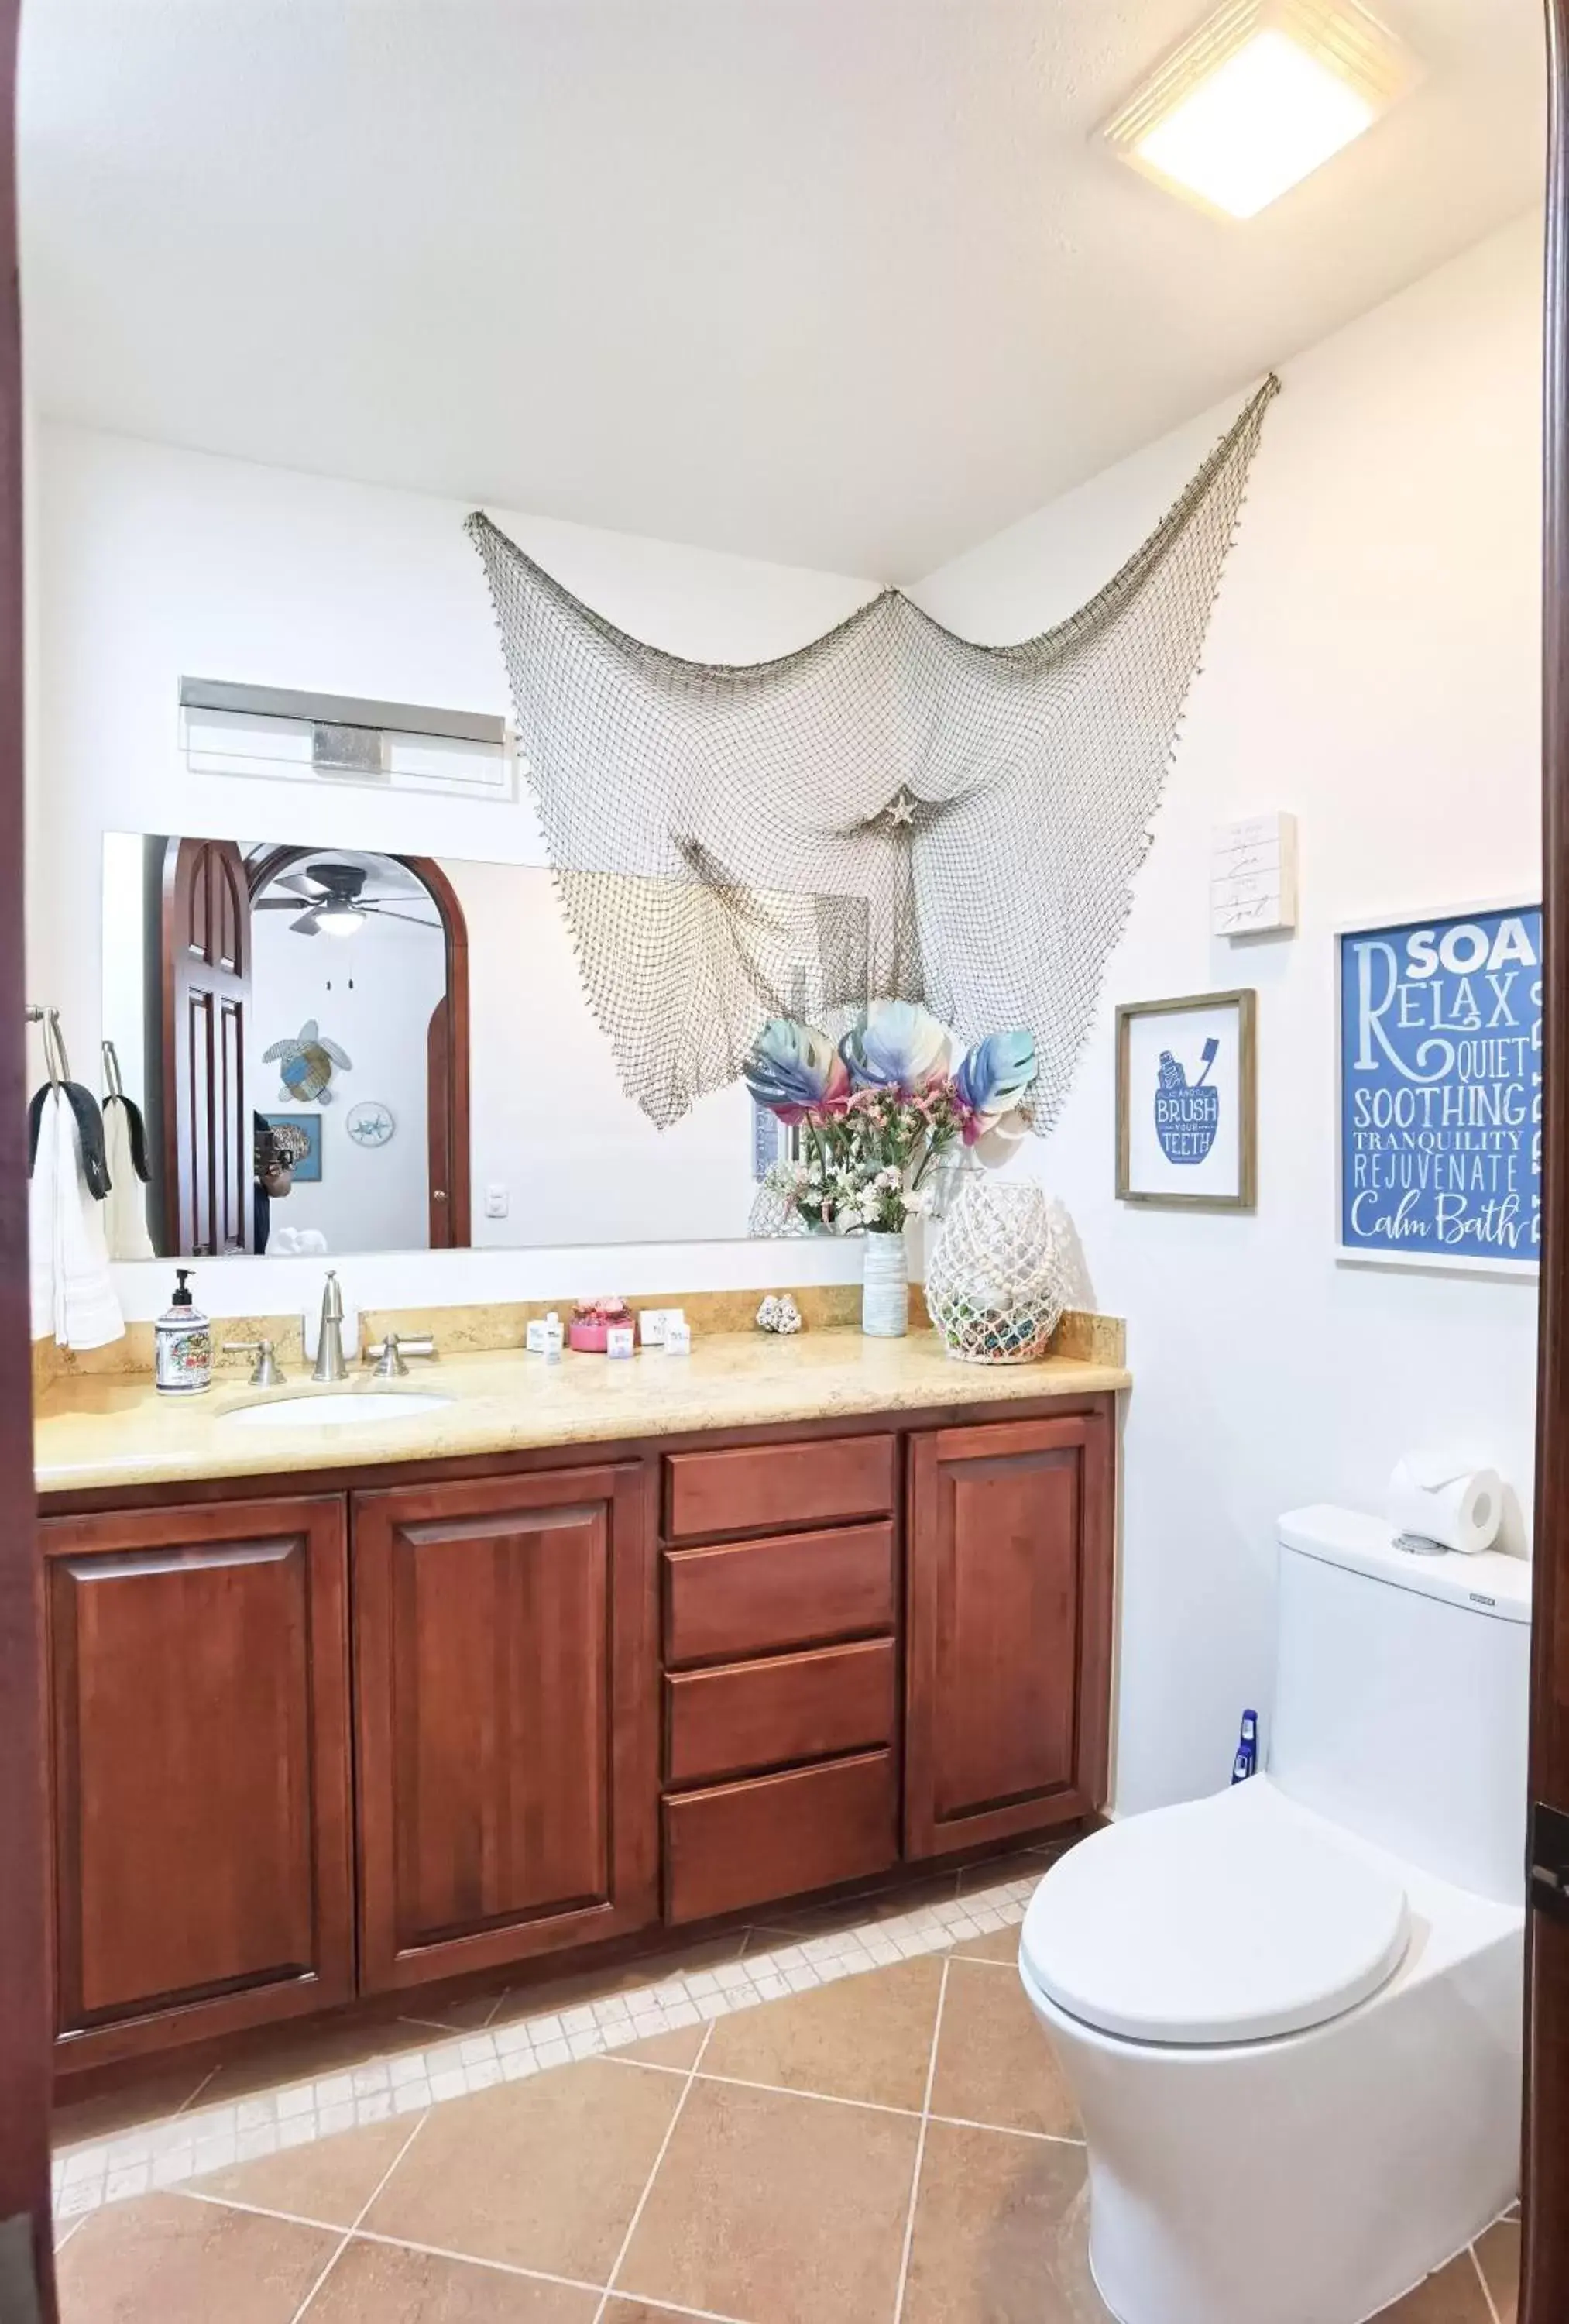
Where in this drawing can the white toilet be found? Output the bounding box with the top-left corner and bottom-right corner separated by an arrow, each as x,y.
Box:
1018,1504 -> 1531,2324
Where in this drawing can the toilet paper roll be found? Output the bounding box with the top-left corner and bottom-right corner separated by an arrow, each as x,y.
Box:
1386,1456 -> 1503,1555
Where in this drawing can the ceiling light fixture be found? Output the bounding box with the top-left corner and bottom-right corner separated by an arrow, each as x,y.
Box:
1102,0 -> 1416,220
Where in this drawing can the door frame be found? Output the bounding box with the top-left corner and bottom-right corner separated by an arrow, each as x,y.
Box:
245,845 -> 472,1248
1526,9 -> 1569,2315
0,0 -> 56,2304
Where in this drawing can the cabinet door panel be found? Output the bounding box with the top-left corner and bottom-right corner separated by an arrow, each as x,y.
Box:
905,1410 -> 1114,1858
355,1465 -> 657,1990
43,1496 -> 352,2059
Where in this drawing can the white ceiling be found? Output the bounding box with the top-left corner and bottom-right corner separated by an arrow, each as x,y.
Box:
16,0 -> 1545,581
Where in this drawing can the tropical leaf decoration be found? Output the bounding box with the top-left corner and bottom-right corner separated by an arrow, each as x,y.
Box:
954,1028 -> 1037,1143
839,1001 -> 951,1096
743,1017 -> 850,1123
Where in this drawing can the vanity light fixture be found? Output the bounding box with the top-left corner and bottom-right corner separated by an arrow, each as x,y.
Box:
1101,0 -> 1416,220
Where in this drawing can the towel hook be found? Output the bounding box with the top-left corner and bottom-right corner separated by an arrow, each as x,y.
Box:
101,1038 -> 125,1099
26,1004 -> 72,1089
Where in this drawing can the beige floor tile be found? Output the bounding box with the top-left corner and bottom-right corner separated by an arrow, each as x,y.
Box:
1473,2219 -> 1520,2322
949,1925 -> 1024,1964
54,2189 -> 338,2323
194,2013 -> 434,2109
186,2115 -> 417,2228
53,2061 -> 217,2148
699,1954 -> 941,2109
602,2309 -> 727,2323
600,2308 -> 695,2323
749,1869 -> 957,1939
305,2236 -> 599,2320
956,1849 -> 1053,1899
361,2055 -> 680,2281
614,2077 -> 918,2324
901,2117 -> 1108,2324
1377,2253 -> 1495,2321
489,1930 -> 751,2028
399,1985 -> 510,2033
930,1958 -> 1081,2137
612,2023 -> 709,2071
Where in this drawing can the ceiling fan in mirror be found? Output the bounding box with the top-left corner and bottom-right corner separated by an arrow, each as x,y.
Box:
254,861 -> 441,940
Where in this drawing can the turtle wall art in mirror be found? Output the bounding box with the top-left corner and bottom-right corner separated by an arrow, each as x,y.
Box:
102,830 -> 807,1258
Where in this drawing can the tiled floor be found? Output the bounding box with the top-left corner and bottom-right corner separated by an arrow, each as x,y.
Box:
50,1848 -> 1523,2324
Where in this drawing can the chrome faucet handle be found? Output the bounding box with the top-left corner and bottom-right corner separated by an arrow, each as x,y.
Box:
364,1332 -> 437,1380
221,1339 -> 286,1388
312,1270 -> 348,1385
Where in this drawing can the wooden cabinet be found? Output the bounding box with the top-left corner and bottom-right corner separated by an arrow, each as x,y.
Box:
657,1442 -> 905,1923
664,1435 -> 895,1542
352,1463 -> 658,1991
665,1750 -> 897,1924
663,1520 -> 896,1666
40,1391 -> 1118,2071
41,1494 -> 352,2063
905,1411 -> 1114,1859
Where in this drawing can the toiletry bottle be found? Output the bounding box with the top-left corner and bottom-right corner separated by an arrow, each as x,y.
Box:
1231,1708 -> 1259,1785
155,1267 -> 214,1395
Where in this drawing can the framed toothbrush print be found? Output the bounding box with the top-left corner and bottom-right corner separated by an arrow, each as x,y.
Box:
1336,899 -> 1541,1275
1115,989 -> 1257,1210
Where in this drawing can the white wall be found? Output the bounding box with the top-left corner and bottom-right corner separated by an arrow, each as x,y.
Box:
454,861 -> 755,1247
29,423 -> 876,1309
249,894 -> 445,1254
914,212 -> 1544,1817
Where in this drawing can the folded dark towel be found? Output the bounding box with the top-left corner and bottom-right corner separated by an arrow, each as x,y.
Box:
29,1081 -> 112,1202
104,1089 -> 153,1183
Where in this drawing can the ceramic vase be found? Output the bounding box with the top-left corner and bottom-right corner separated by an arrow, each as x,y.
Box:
925,1178 -> 1066,1363
861,1231 -> 909,1338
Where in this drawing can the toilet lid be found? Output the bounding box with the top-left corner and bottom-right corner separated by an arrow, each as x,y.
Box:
1019,1779 -> 1410,2046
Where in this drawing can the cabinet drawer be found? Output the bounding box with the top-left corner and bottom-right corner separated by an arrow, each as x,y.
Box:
664,1435 -> 895,1542
666,1638 -> 896,1786
664,1749 -> 897,1924
664,1521 -> 895,1667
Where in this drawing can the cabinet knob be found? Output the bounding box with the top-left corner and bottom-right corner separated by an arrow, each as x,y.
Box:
432,1189 -> 448,1202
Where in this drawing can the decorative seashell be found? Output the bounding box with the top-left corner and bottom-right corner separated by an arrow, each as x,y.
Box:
755,1293 -> 803,1335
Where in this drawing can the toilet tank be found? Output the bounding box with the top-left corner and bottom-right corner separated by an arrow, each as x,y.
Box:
1270,1505 -> 1531,1903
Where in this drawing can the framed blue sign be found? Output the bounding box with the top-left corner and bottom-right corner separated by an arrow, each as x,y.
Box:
1337,902 -> 1542,1274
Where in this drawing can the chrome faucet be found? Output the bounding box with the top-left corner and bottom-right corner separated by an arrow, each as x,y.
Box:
312,1270 -> 348,1384
222,1338 -> 286,1388
363,1330 -> 438,1380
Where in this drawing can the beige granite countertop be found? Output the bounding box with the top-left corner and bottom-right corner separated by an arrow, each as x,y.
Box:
34,1326 -> 1129,1497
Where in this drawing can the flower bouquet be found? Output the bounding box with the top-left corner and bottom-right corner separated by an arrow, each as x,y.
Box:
743,1001 -> 1035,1336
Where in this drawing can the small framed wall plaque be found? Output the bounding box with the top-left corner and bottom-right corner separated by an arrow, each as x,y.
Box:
1116,989 -> 1257,1211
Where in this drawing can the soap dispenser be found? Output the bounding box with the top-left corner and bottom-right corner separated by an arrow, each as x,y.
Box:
155,1267 -> 214,1395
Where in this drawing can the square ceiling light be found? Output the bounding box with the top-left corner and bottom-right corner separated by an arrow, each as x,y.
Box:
1102,0 -> 1416,220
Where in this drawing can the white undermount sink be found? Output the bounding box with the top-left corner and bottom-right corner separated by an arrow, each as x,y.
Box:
221,1391 -> 455,1430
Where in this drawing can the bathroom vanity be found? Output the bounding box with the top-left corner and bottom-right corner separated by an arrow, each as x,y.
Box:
33,1326 -> 1124,2077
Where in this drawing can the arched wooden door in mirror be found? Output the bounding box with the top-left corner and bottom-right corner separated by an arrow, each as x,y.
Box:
160,835 -> 251,1257
148,839 -> 472,1259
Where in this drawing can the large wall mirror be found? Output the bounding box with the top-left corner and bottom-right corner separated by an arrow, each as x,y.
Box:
102,832 -> 771,1257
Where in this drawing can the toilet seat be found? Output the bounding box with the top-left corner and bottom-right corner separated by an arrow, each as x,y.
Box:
1019,1778 -> 1411,2046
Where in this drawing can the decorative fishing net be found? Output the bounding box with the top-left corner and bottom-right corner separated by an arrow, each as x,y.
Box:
468,375 -> 1277,1133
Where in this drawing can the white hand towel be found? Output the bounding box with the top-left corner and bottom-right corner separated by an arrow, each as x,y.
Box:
29,1088 -> 125,1350
103,1102 -> 155,1261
